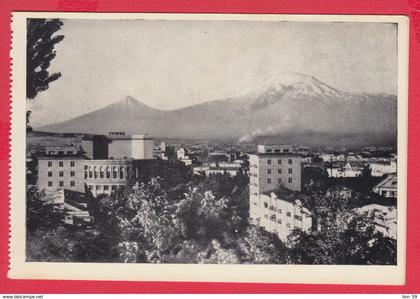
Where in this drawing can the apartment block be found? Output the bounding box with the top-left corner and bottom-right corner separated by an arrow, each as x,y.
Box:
249,144 -> 310,241
257,188 -> 312,241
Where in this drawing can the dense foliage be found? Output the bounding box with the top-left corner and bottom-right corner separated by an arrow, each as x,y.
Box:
26,169 -> 396,265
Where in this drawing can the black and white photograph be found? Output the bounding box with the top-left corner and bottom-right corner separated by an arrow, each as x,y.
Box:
9,13 -> 408,283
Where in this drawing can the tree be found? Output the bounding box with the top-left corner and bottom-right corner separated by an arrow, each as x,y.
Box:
26,18 -> 64,129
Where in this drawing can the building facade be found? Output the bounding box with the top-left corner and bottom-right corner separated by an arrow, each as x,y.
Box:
38,156 -> 86,194
373,173 -> 397,198
83,159 -> 133,197
108,132 -> 154,160
256,189 -> 312,241
38,132 -> 154,197
249,145 -> 309,241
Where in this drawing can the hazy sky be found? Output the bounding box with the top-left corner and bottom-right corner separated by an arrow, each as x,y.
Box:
28,19 -> 398,127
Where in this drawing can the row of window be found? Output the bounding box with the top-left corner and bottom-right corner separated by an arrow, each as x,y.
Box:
267,168 -> 293,174
263,214 -> 293,228
267,159 -> 293,165
263,202 -> 292,216
47,181 -> 75,187
47,171 -> 75,177
267,177 -> 293,184
47,161 -> 75,167
88,184 -> 122,192
84,169 -> 125,180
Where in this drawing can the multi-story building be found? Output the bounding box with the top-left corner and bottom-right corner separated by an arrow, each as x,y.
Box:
249,144 -> 310,241
38,132 -> 154,197
84,159 -> 133,197
38,154 -> 86,194
108,132 -> 154,160
257,188 -> 312,241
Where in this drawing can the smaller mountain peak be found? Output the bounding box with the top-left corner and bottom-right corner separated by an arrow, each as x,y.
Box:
115,95 -> 151,109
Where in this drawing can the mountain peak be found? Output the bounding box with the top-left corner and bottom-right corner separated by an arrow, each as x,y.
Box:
253,71 -> 342,99
112,95 -> 152,110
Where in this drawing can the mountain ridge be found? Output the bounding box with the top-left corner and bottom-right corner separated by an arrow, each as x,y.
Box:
39,72 -> 397,146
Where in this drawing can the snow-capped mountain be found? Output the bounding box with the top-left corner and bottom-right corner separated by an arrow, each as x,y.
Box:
39,72 -> 397,146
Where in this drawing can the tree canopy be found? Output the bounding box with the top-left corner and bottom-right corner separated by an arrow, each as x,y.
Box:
27,18 -> 64,99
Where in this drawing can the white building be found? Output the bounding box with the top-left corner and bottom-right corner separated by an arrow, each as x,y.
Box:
356,204 -> 397,239
176,147 -> 193,165
373,173 -> 397,198
370,160 -> 397,177
327,163 -> 362,178
108,132 -> 154,160
254,188 -> 312,241
249,145 -> 309,241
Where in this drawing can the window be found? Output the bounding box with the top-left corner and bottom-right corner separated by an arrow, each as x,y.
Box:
70,161 -> 75,167
89,170 -> 93,179
278,159 -> 282,165
113,169 -> 118,179
120,167 -> 124,179
270,214 -> 276,221
278,178 -> 282,184
48,181 -> 53,187
277,208 -> 282,213
267,169 -> 271,174
106,168 -> 111,179
288,168 -> 293,174
267,178 -> 271,184
264,202 -> 268,208
59,161 -> 64,167
96,185 -> 101,190
294,215 -> 303,221
67,151 -> 73,155
58,151 -> 64,155
104,185 -> 109,191
100,169 -> 104,179
277,219 -> 282,224
267,159 -> 272,165
59,171 -> 64,177
70,171 -> 75,177
288,178 -> 293,183
286,223 -> 291,228
288,159 -> 293,164
94,169 -> 98,179
59,181 -> 64,187
381,190 -> 387,196
48,161 -> 52,167
278,168 -> 282,174
48,171 -> 52,177
70,181 -> 75,187
286,212 -> 291,217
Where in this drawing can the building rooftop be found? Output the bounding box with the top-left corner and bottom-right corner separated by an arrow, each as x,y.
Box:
108,133 -> 153,140
249,152 -> 300,158
38,154 -> 89,160
262,186 -> 309,206
374,173 -> 397,190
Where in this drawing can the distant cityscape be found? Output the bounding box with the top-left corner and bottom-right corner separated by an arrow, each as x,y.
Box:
27,130 -> 397,252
